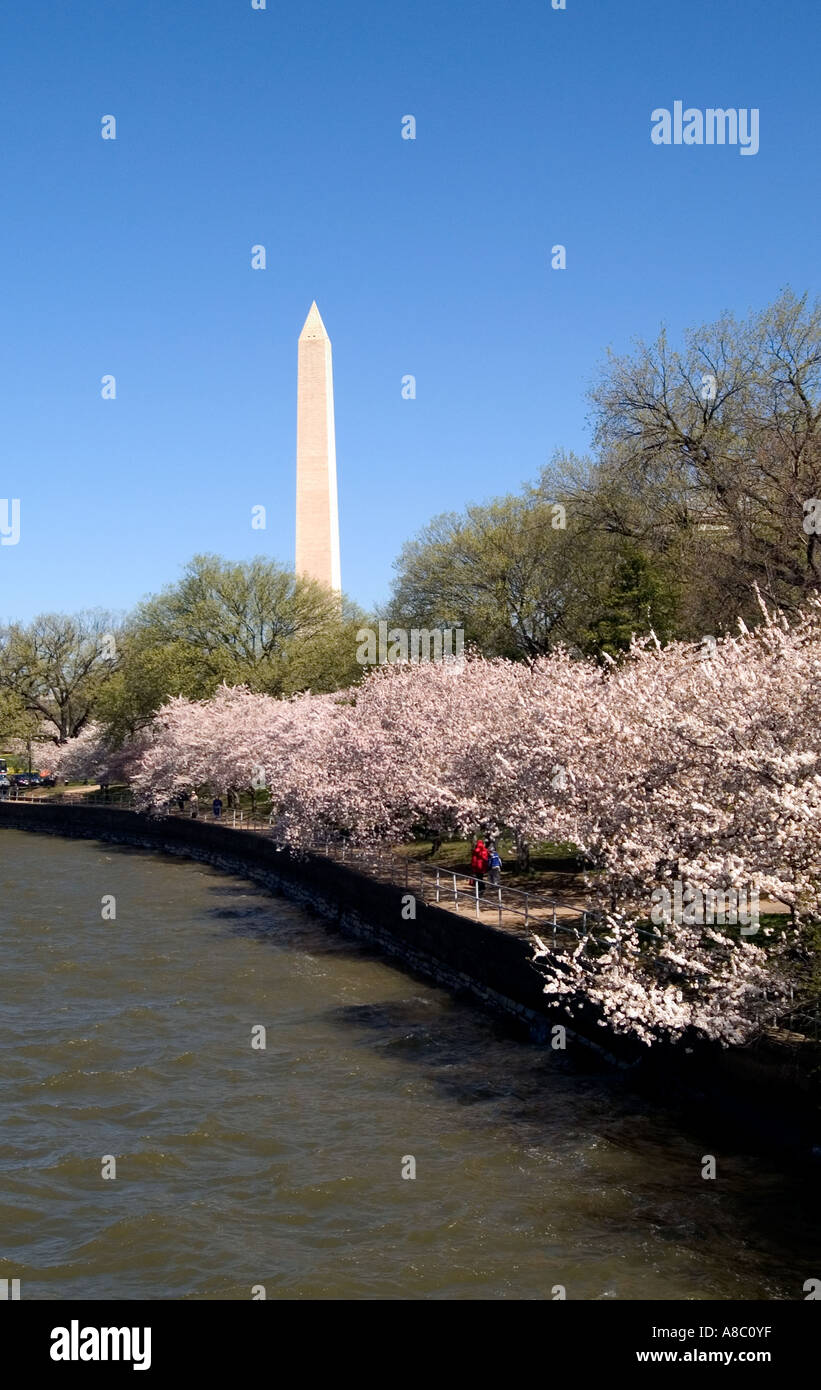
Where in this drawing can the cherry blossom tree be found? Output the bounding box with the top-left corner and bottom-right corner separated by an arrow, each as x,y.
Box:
51,596 -> 821,1044
48,722 -> 148,785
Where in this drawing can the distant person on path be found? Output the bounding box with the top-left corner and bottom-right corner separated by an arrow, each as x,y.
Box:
212,796 -> 223,819
471,838 -> 489,896
190,791 -> 199,819
488,843 -> 502,888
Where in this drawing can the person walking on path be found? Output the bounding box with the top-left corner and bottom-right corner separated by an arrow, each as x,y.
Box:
470,838 -> 489,896
488,843 -> 502,888
190,791 -> 199,820
212,796 -> 223,819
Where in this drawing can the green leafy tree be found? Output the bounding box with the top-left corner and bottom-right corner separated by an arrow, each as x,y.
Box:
390,491 -> 594,660
0,611 -> 121,743
97,554 -> 367,737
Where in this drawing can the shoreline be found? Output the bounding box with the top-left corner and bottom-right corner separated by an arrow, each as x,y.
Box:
2,800 -> 819,1157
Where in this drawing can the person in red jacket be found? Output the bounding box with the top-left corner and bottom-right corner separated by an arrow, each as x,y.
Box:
470,838 -> 490,896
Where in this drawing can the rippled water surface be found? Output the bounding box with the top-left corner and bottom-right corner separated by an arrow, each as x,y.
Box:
0,829 -> 818,1300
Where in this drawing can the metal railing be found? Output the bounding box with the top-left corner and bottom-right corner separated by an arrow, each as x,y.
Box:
748,989 -> 821,1040
0,786 -> 136,807
310,838 -> 594,940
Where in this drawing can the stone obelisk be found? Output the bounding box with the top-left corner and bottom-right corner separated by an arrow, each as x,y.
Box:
295,302 -> 341,592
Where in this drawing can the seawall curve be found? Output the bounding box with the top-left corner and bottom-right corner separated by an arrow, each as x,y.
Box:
1,800 -> 819,1152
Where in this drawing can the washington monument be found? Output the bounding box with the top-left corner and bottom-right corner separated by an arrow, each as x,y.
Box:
295,302 -> 341,592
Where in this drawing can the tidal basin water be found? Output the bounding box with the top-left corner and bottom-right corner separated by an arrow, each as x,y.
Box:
1,828 -> 818,1301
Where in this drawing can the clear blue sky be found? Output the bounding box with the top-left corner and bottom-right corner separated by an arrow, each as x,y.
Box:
1,0 -> 818,623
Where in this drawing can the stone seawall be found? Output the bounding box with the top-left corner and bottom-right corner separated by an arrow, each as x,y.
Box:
2,801 -> 819,1153
0,801 -> 620,1054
